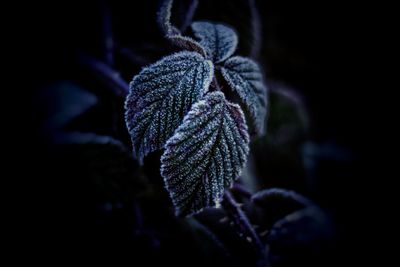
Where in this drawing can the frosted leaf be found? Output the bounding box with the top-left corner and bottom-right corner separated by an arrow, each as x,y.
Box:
158,0 -> 179,36
125,51 -> 213,163
191,21 -> 238,63
167,35 -> 207,57
176,0 -> 199,32
161,92 -> 250,216
158,0 -> 206,57
221,56 -> 267,135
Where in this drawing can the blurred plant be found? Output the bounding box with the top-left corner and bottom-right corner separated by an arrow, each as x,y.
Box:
36,1 -> 335,266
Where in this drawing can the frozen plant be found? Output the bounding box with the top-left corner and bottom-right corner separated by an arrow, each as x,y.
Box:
125,0 -> 267,216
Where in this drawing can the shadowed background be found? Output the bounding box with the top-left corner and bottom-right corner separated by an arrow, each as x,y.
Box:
21,0 -> 369,266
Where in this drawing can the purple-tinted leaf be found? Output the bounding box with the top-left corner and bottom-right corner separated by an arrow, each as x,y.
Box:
252,188 -> 313,208
221,56 -> 267,135
125,51 -> 213,163
167,34 -> 207,57
193,0 -> 262,57
180,0 -> 199,32
191,21 -> 238,63
161,92 -> 250,216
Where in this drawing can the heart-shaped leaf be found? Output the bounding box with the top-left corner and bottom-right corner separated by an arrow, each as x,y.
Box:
161,92 -> 249,216
191,21 -> 238,63
193,0 -> 262,57
221,56 -> 267,135
125,51 -> 214,163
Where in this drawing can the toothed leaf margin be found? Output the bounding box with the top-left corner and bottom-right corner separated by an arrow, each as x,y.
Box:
125,51 -> 214,163
192,21 -> 238,63
221,56 -> 267,135
161,92 -> 250,216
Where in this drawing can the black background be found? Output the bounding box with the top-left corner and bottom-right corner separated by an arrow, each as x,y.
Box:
15,0 -> 373,265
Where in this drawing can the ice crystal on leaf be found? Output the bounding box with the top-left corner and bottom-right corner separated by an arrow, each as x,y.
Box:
160,92 -> 249,216
221,56 -> 267,135
158,0 -> 207,57
191,21 -> 238,63
125,51 -> 213,163
124,0 -> 269,216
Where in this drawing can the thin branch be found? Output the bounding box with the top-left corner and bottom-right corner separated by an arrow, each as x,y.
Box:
101,0 -> 114,66
249,0 -> 262,58
158,0 -> 206,57
179,0 -> 199,32
133,201 -> 144,228
158,0 -> 179,36
79,53 -> 129,97
222,190 -> 265,257
211,76 -> 222,91
251,188 -> 314,208
115,44 -> 151,66
230,182 -> 252,198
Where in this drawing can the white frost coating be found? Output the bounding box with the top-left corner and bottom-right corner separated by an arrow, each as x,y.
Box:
192,21 -> 238,63
158,0 -> 207,56
161,92 -> 250,216
221,56 -> 267,135
124,51 -> 214,164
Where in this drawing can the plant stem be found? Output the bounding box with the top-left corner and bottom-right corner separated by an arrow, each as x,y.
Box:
211,76 -> 222,91
231,183 -> 252,198
115,44 -> 151,66
222,190 -> 265,257
251,188 -> 314,207
248,0 -> 262,59
179,0 -> 199,32
79,53 -> 129,97
101,0 -> 114,66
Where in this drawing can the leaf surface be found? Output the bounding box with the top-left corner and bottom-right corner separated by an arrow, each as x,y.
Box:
158,0 -> 206,56
221,56 -> 267,135
191,21 -> 238,63
161,92 -> 249,216
125,51 -> 213,163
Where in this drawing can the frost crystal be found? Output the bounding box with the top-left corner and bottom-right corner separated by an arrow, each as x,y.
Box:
221,56 -> 267,135
158,0 -> 206,57
126,1 -> 270,217
191,21 -> 238,63
161,92 -> 250,216
125,51 -> 213,163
